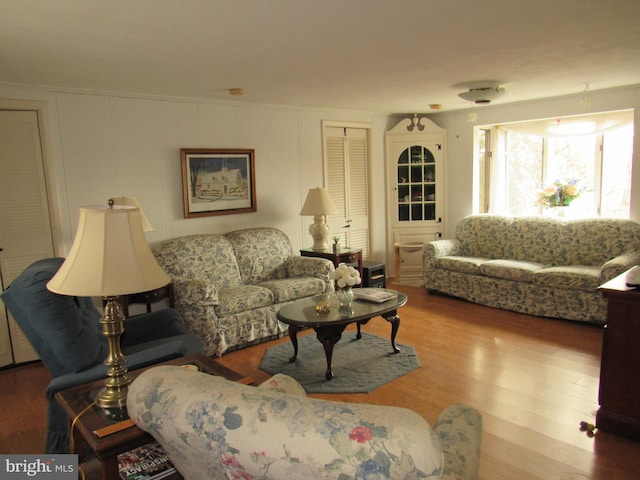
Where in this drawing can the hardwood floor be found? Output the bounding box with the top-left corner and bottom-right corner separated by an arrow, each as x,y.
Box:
2,282 -> 640,479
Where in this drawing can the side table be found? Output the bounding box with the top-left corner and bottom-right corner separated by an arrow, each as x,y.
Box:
597,268 -> 640,441
55,353 -> 249,480
300,247 -> 363,279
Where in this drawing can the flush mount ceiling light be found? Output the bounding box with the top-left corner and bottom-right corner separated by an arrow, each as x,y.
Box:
458,86 -> 506,105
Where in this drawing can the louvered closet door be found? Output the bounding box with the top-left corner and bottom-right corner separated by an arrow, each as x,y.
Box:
0,110 -> 53,366
324,126 -> 370,259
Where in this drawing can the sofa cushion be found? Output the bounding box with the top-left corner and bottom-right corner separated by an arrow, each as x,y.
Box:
153,235 -> 243,289
215,285 -> 274,317
436,256 -> 487,275
259,277 -> 326,303
534,266 -> 601,291
480,259 -> 545,283
555,219 -> 640,266
503,216 -> 558,264
455,214 -> 510,258
226,228 -> 293,285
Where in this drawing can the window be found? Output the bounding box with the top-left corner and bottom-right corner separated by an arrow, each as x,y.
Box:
479,110 -> 633,218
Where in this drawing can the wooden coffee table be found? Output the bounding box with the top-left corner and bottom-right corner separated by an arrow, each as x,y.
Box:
277,288 -> 407,380
55,353 -> 250,480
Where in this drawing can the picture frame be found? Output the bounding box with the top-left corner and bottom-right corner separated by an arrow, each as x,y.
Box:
181,148 -> 256,218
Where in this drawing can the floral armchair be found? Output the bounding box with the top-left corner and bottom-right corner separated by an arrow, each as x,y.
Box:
128,366 -> 483,480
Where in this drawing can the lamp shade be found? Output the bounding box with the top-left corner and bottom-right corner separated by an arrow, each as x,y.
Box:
109,196 -> 154,232
299,187 -> 339,216
47,206 -> 169,297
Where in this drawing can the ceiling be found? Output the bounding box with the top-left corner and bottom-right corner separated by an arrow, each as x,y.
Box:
1,0 -> 640,114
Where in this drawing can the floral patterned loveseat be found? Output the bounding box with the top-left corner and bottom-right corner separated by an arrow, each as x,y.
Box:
424,215 -> 640,324
128,365 -> 483,480
152,228 -> 333,356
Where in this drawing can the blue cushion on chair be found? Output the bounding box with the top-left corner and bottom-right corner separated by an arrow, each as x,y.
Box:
0,257 -> 107,377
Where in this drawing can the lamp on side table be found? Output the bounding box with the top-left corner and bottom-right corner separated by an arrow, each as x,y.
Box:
300,187 -> 339,251
47,200 -> 170,410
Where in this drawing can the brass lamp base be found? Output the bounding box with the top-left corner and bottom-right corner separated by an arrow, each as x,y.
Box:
97,296 -> 131,410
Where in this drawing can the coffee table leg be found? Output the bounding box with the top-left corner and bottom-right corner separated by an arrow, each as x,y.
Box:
383,313 -> 401,353
316,326 -> 347,380
288,325 -> 301,362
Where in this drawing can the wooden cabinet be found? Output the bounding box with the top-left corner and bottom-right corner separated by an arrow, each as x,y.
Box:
597,268 -> 640,441
385,117 -> 446,280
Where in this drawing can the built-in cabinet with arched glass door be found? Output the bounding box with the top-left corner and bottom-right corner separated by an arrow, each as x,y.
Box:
385,117 -> 446,282
396,145 -> 438,222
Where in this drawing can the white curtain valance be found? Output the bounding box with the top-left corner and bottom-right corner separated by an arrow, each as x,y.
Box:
496,109 -> 633,138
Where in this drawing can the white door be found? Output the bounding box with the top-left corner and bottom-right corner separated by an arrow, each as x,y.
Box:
0,110 -> 54,366
323,124 -> 370,259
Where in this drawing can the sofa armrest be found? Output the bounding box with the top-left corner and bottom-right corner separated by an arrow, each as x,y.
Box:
434,405 -> 483,480
601,251 -> 640,283
424,239 -> 460,271
286,256 -> 334,282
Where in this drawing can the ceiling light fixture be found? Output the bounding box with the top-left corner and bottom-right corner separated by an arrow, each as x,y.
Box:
458,86 -> 506,105
229,88 -> 245,96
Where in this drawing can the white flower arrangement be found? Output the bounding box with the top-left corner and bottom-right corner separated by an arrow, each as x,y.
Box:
330,264 -> 361,289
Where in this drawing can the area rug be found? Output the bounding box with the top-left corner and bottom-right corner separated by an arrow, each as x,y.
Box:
260,332 -> 420,394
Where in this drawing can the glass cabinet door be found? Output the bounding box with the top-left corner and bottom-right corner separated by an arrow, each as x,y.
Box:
396,145 -> 436,223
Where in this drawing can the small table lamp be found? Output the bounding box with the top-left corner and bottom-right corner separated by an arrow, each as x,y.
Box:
300,187 -> 339,251
47,201 -> 170,409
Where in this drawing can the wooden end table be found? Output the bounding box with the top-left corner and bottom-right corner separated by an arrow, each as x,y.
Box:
300,247 -> 363,279
55,353 -> 249,480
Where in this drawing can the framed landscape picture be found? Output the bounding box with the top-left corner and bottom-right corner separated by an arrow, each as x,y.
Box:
181,148 -> 256,218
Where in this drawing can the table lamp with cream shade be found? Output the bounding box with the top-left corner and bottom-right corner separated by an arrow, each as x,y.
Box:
300,187 -> 339,251
46,200 -> 170,409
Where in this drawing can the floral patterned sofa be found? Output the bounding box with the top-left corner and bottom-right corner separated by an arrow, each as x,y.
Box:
424,215 -> 640,324
152,228 -> 333,356
128,365 -> 483,480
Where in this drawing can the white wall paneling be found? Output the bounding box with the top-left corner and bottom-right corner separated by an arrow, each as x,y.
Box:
0,83 -> 636,265
5,87 -> 382,256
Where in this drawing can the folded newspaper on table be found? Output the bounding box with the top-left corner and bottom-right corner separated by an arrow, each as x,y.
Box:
353,288 -> 396,303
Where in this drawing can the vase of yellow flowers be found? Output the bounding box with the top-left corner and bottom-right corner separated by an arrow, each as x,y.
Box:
536,180 -> 581,209
330,264 -> 361,306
